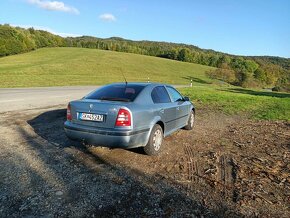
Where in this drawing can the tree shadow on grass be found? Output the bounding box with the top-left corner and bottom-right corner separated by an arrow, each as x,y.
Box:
5,108 -> 242,217
225,88 -> 290,98
182,76 -> 212,85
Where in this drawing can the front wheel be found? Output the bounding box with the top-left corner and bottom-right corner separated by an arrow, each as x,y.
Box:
144,124 -> 163,156
184,110 -> 195,130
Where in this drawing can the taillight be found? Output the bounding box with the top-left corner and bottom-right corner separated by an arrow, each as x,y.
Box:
67,104 -> 72,121
115,108 -> 131,127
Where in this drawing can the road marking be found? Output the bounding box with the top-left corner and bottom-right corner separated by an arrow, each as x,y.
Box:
48,95 -> 71,98
0,95 -> 73,103
0,99 -> 24,103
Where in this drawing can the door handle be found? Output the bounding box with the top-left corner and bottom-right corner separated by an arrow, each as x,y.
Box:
160,109 -> 164,114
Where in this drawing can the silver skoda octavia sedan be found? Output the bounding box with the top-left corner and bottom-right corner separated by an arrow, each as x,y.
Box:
64,83 -> 195,155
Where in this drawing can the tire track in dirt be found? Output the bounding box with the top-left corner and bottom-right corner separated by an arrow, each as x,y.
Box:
183,143 -> 240,203
216,153 -> 239,202
184,143 -> 200,191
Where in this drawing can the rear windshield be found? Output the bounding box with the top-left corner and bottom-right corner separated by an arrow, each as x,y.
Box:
85,84 -> 146,102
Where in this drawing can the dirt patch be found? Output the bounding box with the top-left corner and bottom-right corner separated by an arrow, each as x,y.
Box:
0,106 -> 289,217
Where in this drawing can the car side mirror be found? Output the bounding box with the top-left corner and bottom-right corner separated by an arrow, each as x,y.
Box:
183,96 -> 190,101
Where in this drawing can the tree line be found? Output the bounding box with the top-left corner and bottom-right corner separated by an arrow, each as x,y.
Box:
0,24 -> 289,91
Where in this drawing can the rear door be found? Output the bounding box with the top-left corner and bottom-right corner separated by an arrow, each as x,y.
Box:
151,86 -> 177,134
166,86 -> 190,128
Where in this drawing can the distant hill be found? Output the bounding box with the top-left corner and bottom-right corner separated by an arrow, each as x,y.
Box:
0,24 -> 289,91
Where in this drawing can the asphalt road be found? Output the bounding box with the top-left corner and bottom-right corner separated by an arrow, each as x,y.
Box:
0,85 -> 189,113
0,86 -> 98,113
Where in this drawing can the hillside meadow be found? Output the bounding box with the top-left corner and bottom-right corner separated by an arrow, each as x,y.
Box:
0,47 -> 214,87
1,25 -> 289,91
181,86 -> 290,121
0,47 -> 289,121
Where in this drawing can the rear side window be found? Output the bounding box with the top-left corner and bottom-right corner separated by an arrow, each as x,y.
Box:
166,86 -> 183,102
151,86 -> 171,103
86,84 -> 145,102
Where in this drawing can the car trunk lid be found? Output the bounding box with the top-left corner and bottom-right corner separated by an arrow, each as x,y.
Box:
70,99 -> 130,129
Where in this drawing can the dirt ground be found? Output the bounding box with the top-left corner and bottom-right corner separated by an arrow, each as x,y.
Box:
0,106 -> 289,217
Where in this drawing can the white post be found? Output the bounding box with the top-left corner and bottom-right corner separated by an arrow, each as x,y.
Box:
148,77 -> 150,83
190,79 -> 193,87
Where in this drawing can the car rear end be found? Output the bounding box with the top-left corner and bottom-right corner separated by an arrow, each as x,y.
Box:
64,83 -> 151,148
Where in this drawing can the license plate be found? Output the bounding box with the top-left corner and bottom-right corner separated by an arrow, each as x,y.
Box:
78,112 -> 104,122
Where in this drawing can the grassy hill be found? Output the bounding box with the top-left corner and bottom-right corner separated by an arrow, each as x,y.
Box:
1,25 -> 289,90
0,47 -> 214,87
0,47 -> 289,121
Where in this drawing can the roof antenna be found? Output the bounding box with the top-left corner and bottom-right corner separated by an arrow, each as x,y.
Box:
121,71 -> 127,86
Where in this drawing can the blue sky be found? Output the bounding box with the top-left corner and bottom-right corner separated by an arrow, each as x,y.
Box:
1,0 -> 289,57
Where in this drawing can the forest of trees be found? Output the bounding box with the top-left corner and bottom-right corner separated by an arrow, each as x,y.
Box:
0,24 -> 289,91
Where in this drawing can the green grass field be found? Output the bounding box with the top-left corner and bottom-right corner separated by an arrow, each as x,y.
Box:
0,47 -> 214,87
180,86 -> 290,121
0,47 -> 289,121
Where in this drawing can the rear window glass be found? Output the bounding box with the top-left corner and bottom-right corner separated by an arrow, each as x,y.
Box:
85,84 -> 146,102
151,86 -> 171,103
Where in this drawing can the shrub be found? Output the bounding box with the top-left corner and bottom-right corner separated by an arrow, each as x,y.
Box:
206,68 -> 236,84
272,86 -> 281,92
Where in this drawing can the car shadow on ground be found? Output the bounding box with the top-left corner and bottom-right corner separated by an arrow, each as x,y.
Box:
27,109 -> 146,155
8,108 -> 243,217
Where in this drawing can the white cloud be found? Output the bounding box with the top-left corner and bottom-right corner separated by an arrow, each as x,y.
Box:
27,0 -> 79,14
11,24 -> 81,37
99,13 -> 116,22
54,32 -> 81,37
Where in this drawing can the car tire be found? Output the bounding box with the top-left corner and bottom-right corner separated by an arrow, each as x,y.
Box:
184,110 -> 195,130
144,124 -> 163,156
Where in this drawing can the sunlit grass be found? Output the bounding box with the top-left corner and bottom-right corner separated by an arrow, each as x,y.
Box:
1,47 -> 289,121
0,47 -> 214,87
180,86 -> 290,121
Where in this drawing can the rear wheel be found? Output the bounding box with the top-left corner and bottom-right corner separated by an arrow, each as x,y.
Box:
184,110 -> 195,130
144,124 -> 163,156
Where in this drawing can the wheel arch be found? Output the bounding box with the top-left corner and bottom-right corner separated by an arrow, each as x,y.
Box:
191,105 -> 195,113
143,117 -> 165,146
156,120 -> 165,134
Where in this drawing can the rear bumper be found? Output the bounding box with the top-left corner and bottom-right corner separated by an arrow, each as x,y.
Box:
64,121 -> 150,148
